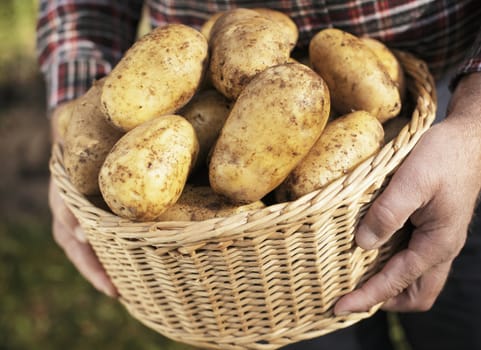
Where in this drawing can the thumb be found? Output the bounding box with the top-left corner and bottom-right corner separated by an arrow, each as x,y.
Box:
356,166 -> 427,250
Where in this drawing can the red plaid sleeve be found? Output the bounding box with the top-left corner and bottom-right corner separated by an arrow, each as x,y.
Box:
36,0 -> 144,110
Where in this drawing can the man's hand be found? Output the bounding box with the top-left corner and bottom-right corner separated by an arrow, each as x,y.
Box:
49,104 -> 117,297
334,72 -> 481,314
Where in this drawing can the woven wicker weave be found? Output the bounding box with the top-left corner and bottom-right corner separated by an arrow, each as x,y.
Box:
50,50 -> 436,350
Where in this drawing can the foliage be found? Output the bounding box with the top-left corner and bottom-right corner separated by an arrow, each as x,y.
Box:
0,0 -> 39,84
0,219 -> 195,350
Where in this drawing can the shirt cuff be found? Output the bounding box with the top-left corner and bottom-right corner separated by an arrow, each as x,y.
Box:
43,58 -> 112,111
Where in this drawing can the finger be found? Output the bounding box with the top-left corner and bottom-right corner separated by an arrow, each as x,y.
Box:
56,200 -> 78,232
49,180 -> 78,232
74,225 -> 88,243
381,261 -> 451,312
53,219 -> 118,297
336,214 -> 464,316
356,165 -> 427,250
334,247 -> 428,315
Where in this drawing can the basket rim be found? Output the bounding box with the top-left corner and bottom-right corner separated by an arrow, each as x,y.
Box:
50,49 -> 436,246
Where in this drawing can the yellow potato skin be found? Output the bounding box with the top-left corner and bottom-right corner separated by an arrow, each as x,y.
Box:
209,63 -> 331,203
360,37 -> 406,101
253,8 -> 298,50
64,79 -> 124,195
276,111 -> 384,201
101,24 -> 208,131
204,8 -> 298,51
208,8 -> 260,44
179,89 -> 232,169
309,28 -> 401,123
157,185 -> 265,221
98,115 -> 199,221
200,12 -> 224,40
55,98 -> 78,141
209,15 -> 291,100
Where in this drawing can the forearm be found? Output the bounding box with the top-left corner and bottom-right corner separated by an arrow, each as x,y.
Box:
36,0 -> 144,110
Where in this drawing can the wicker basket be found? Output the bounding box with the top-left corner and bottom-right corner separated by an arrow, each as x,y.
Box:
50,50 -> 436,350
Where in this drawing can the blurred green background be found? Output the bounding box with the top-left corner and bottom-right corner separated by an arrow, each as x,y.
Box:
0,1 -> 410,349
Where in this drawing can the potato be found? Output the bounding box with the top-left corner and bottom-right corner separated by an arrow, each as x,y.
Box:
309,28 -> 401,123
63,78 -> 124,195
54,98 -> 78,142
253,8 -> 298,50
276,111 -> 384,201
205,8 -> 298,50
157,184 -> 265,221
179,89 -> 232,169
208,8 -> 260,44
98,115 -> 199,221
200,12 -> 225,39
209,15 -> 291,100
101,24 -> 208,131
209,63 -> 330,203
360,37 -> 406,101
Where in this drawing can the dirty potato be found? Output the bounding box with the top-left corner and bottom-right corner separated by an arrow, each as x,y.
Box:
253,8 -> 298,50
157,184 -> 265,221
200,11 -> 225,39
54,98 -> 78,142
360,36 -> 406,101
276,111 -> 384,201
205,8 -> 298,50
98,115 -> 199,221
101,24 -> 208,131
179,89 -> 232,169
309,28 -> 401,123
63,78 -> 124,195
209,14 -> 291,100
209,63 -> 330,203
207,8 -> 260,43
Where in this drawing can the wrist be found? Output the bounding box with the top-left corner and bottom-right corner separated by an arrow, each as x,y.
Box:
444,72 -> 481,139
447,72 -> 481,118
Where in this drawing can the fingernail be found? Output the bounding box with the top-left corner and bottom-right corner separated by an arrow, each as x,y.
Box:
356,225 -> 379,249
74,226 -> 87,242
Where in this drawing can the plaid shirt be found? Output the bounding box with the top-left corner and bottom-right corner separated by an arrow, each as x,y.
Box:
36,0 -> 481,110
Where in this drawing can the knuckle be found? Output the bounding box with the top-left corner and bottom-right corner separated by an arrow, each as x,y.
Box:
377,251 -> 425,302
406,293 -> 436,312
425,232 -> 463,264
417,298 -> 436,311
378,270 -> 409,298
442,234 -> 465,259
370,197 -> 405,233
402,249 -> 425,278
387,282 -> 408,299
